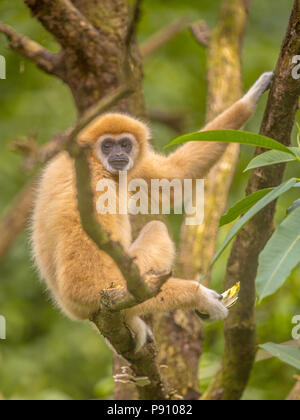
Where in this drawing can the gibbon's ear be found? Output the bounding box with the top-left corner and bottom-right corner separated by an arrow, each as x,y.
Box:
77,113 -> 152,151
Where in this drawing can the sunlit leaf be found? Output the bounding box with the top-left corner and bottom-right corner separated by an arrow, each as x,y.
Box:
166,130 -> 297,157
209,178 -> 298,268
220,189 -> 273,227
256,206 -> 300,301
259,343 -> 300,370
244,148 -> 299,172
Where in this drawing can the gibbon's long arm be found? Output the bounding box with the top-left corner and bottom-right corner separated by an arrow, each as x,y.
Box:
138,72 -> 273,181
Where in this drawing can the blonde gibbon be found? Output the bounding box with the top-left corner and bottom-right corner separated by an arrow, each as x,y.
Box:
32,72 -> 273,352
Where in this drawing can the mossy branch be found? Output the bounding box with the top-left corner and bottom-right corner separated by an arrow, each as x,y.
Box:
23,0 -> 108,65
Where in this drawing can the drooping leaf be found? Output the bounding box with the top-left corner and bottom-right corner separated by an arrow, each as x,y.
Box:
220,188 -> 273,227
259,343 -> 300,370
166,130 -> 297,157
244,149 -> 298,172
256,206 -> 300,301
209,178 -> 298,268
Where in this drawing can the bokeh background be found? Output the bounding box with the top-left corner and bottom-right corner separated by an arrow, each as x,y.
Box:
0,0 -> 299,400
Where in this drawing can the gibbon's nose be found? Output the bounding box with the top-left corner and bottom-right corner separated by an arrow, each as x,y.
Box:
108,154 -> 130,170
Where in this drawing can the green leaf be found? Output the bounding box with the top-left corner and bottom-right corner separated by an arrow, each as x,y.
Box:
256,206 -> 300,301
288,199 -> 300,214
166,130 -> 297,156
244,150 -> 298,172
210,178 -> 298,268
259,343 -> 300,370
220,189 -> 273,227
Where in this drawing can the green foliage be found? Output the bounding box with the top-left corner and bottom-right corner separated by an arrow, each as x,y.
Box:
260,344 -> 300,371
244,148 -> 300,172
167,129 -> 297,156
219,188 -> 273,227
210,179 -> 298,269
172,127 -> 300,304
256,207 -> 300,301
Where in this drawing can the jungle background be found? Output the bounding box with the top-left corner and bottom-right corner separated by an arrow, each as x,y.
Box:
0,0 -> 299,400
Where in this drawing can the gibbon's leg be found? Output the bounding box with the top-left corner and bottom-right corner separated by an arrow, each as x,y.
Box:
124,278 -> 228,352
125,278 -> 228,321
125,220 -> 175,352
128,221 -> 175,276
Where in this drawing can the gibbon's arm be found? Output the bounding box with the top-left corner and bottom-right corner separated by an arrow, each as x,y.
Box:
139,72 -> 273,181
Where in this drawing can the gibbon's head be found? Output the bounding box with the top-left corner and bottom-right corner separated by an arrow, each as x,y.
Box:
78,113 -> 151,174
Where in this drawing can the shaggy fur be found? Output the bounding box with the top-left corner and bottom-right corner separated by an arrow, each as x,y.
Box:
32,73 -> 273,352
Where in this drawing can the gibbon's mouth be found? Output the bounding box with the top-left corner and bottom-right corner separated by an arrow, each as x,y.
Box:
108,155 -> 130,171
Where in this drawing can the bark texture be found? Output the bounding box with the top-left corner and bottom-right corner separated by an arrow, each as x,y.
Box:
24,0 -> 145,116
203,0 -> 300,400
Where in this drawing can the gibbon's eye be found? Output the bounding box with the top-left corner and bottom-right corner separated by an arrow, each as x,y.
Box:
101,138 -> 115,155
119,137 -> 133,154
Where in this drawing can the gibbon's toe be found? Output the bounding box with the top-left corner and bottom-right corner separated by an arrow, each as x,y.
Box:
195,285 -> 229,322
195,304 -> 229,323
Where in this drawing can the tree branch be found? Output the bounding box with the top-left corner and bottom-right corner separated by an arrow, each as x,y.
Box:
148,109 -> 186,133
23,0 -> 108,65
203,0 -> 300,401
0,81 -> 170,398
0,22 -> 63,76
190,20 -> 212,48
74,149 -> 169,399
69,145 -> 170,308
66,118 -> 171,401
140,18 -> 189,59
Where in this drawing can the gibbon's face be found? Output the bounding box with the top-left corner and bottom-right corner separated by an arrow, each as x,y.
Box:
96,133 -> 139,174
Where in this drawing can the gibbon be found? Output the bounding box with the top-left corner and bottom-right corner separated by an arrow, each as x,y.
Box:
32,72 -> 273,352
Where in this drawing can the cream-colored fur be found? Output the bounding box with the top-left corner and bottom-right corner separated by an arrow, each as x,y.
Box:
32,73 -> 273,352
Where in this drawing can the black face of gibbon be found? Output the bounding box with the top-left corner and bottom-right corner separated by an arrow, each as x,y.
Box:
101,136 -> 133,171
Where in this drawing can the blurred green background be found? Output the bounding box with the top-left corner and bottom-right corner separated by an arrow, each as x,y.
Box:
0,0 -> 299,400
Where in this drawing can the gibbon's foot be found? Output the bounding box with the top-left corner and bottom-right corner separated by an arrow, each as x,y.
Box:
245,71 -> 274,104
195,285 -> 229,322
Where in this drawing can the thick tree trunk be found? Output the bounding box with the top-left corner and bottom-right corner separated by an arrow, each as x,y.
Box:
25,0 -> 145,116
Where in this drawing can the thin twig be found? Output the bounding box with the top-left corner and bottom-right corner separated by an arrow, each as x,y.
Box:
190,21 -> 212,48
